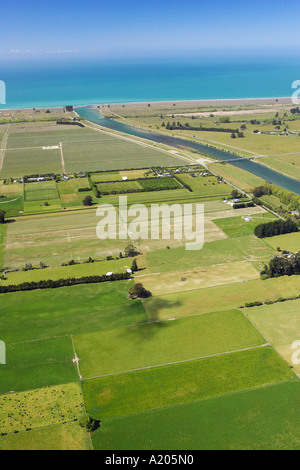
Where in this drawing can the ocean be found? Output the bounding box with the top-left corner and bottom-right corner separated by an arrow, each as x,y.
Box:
0,55 -> 299,109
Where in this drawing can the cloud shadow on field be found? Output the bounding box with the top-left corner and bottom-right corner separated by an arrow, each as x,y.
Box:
117,297 -> 182,345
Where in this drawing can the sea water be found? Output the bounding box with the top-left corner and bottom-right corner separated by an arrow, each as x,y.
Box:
0,55 -> 299,109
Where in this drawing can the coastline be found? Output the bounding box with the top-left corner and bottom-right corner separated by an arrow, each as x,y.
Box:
0,96 -> 293,113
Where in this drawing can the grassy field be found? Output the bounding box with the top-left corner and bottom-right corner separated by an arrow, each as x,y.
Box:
146,235 -> 275,274
1,103 -> 300,450
143,275 -> 300,320
0,223 -> 6,267
246,298 -> 300,374
263,231 -> 300,253
0,383 -> 84,434
57,177 -> 91,208
92,381 -> 300,450
213,212 -> 277,238
0,336 -> 77,395
0,280 -> 147,343
74,309 -> 265,379
0,422 -> 93,450
25,181 -> 58,202
207,162 -> 266,192
136,260 -> 260,296
83,346 -> 293,420
1,256 -> 143,286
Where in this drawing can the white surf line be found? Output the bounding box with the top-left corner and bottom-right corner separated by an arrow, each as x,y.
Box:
60,142 -> 66,173
0,119 -> 12,174
82,121 -> 194,164
82,343 -> 270,382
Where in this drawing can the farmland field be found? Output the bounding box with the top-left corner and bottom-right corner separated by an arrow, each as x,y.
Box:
83,346 -> 294,420
1,101 -> 300,450
73,309 -> 265,379
246,299 -> 300,374
92,381 -> 300,450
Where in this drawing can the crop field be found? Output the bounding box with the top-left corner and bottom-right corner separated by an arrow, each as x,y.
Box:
1,103 -> 300,450
1,123 -> 186,178
177,173 -> 232,196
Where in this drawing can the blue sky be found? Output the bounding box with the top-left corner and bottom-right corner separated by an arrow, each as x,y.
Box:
1,0 -> 299,59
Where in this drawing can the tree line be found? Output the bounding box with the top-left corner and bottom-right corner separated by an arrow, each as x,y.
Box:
254,219 -> 298,238
0,272 -> 131,294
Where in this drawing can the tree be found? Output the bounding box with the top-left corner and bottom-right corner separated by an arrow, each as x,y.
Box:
231,189 -> 239,199
231,132 -> 236,139
79,414 -> 100,432
124,244 -> 138,257
0,210 -> 5,224
129,283 -> 151,299
131,259 -> 138,272
82,195 -> 93,206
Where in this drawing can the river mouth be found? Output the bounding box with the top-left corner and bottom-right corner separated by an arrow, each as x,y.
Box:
76,105 -> 300,195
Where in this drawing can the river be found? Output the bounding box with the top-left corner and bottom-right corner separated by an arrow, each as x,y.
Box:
76,106 -> 300,195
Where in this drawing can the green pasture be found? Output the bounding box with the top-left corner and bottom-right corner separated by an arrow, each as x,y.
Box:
263,231 -> 300,253
25,181 -> 58,201
0,336 -> 77,395
207,162 -> 265,192
246,298 -> 300,374
92,381 -> 300,450
57,177 -> 91,208
0,280 -> 147,343
0,196 -> 24,217
73,309 -> 265,379
90,171 -> 122,183
146,235 -> 275,274
83,346 -> 293,420
213,212 -> 277,237
143,275 -> 300,320
1,256 -> 141,286
0,422 -> 93,450
0,382 -> 84,435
